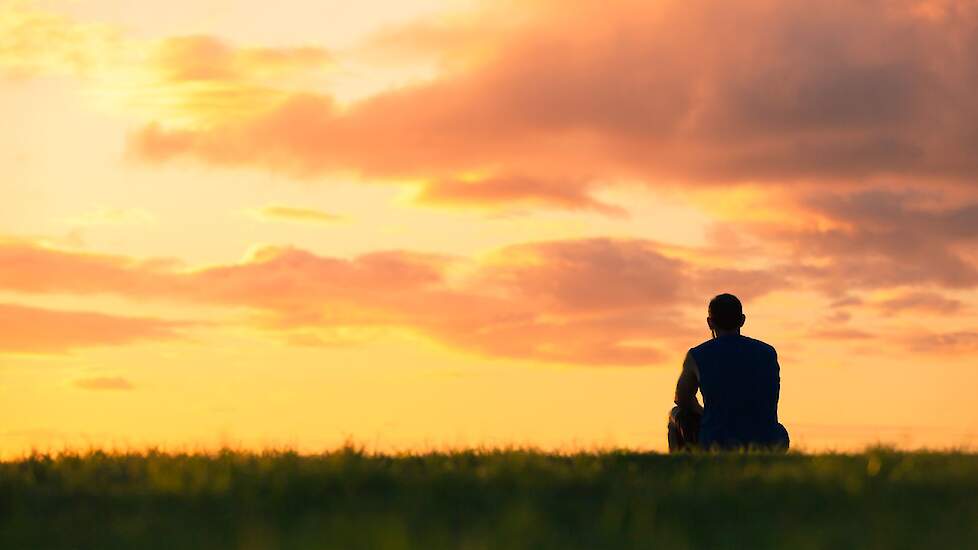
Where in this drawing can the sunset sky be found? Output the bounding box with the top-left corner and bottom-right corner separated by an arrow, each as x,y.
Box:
3,0 -> 978,455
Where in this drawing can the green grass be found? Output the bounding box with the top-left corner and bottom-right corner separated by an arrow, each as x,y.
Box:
2,447 -> 977,550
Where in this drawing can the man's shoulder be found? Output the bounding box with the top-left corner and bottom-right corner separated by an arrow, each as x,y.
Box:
689,338 -> 717,354
742,335 -> 777,356
691,335 -> 777,354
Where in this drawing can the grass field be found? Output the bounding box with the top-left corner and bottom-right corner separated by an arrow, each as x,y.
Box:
2,447 -> 977,550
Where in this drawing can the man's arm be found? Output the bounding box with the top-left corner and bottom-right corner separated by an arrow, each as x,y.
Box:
674,350 -> 704,414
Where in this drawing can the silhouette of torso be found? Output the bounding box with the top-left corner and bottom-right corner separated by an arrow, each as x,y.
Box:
689,334 -> 789,449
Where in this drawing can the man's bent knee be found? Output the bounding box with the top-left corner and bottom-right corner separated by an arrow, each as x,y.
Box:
667,405 -> 701,452
668,405 -> 682,424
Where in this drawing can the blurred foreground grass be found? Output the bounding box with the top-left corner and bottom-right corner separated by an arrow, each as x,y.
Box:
2,447 -> 977,549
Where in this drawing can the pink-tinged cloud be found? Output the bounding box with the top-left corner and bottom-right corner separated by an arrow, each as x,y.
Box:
186,241 -> 708,366
6,223 -> 977,363
0,303 -> 183,354
475,239 -> 686,313
128,0 -> 978,214
428,309 -> 697,366
0,238 -> 780,365
0,240 -> 177,295
72,376 -> 134,391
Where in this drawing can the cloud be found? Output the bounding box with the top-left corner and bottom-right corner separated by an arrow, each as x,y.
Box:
72,376 -> 134,391
692,268 -> 787,304
875,291 -> 964,315
474,239 -> 686,313
0,239 -> 178,295
428,310 -> 686,366
907,331 -> 978,355
17,0 -> 978,217
251,205 -> 342,224
125,0 -> 978,204
0,302 -> 184,354
414,175 -> 627,217
0,237 -> 780,365
752,190 -> 978,292
15,229 -> 970,364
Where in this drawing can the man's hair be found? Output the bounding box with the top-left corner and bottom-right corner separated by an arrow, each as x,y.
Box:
708,293 -> 743,330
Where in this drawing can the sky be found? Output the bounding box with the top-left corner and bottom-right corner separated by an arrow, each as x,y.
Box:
3,0 -> 978,456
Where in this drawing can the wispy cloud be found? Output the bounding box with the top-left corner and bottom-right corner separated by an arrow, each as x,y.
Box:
908,331 -> 978,355
0,1 -> 122,78
249,205 -> 342,224
414,175 -> 627,217
152,34 -> 331,83
875,291 -> 964,315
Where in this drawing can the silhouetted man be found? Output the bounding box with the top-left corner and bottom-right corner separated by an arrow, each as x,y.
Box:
668,293 -> 790,451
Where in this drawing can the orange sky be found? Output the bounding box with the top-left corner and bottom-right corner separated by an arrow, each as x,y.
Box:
3,0 -> 978,456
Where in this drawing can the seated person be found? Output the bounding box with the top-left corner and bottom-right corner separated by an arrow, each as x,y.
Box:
668,293 -> 790,452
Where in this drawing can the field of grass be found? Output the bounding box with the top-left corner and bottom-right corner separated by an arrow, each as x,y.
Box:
2,447 -> 977,550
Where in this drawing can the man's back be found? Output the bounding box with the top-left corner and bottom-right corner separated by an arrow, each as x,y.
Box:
689,334 -> 789,449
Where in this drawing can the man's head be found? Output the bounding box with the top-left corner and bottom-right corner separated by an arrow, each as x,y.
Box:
707,293 -> 745,334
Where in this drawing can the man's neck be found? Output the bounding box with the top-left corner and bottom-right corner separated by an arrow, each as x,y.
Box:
714,329 -> 741,337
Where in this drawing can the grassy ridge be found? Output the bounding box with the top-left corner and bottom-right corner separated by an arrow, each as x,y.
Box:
2,448 -> 977,550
